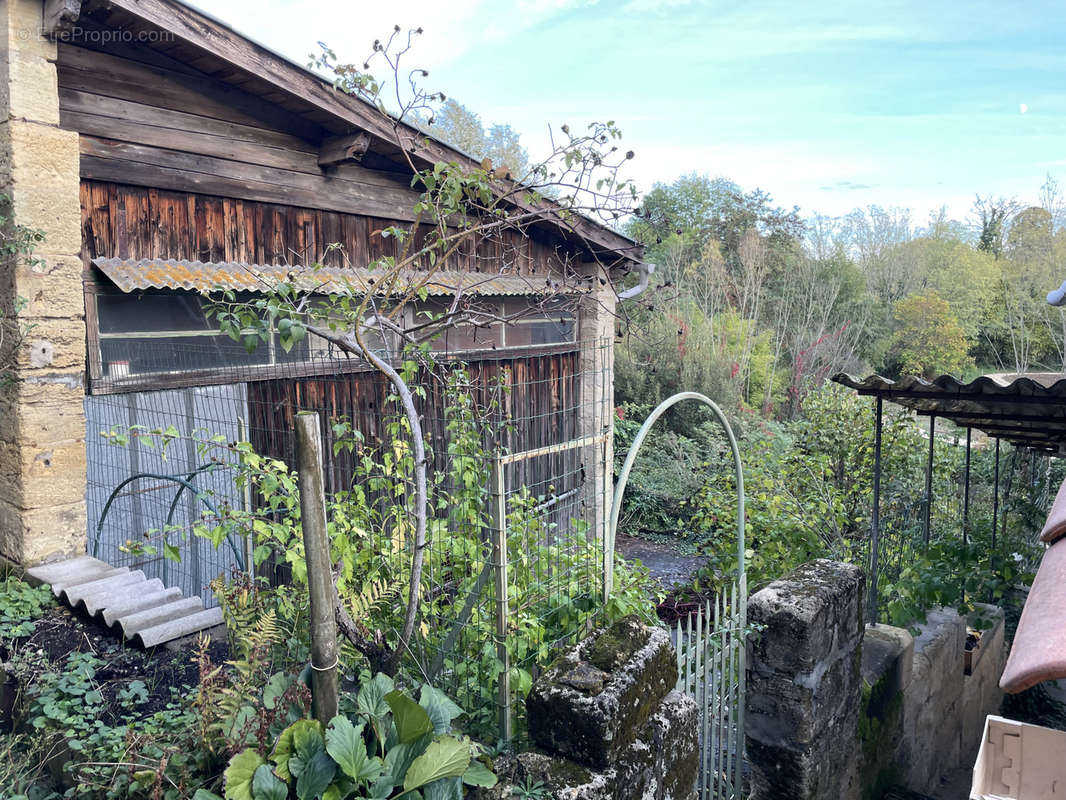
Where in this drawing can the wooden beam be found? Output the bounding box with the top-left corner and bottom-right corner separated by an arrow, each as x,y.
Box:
79,136 -> 420,221
44,0 -> 82,38
95,0 -> 640,260
318,132 -> 371,167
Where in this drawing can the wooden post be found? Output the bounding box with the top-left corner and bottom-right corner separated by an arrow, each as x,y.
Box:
295,411 -> 339,725
490,456 -> 512,742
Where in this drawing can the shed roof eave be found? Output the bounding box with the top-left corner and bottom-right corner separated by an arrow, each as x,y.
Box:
85,0 -> 642,264
832,371 -> 1066,454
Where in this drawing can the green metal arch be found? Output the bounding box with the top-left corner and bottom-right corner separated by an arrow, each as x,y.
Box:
608,391 -> 745,588
607,391 -> 747,799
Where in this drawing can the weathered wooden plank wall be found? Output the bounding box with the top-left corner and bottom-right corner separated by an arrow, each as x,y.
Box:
61,38 -> 571,274
66,34 -> 589,517
245,352 -> 584,519
79,181 -> 552,274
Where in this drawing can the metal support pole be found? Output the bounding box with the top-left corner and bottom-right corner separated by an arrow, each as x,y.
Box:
295,412 -> 339,726
490,457 -> 512,743
869,396 -> 883,623
923,414 -> 935,546
992,438 -> 1001,552
963,428 -> 972,545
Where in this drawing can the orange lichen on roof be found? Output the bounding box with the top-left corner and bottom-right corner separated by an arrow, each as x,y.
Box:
92,258 -> 593,298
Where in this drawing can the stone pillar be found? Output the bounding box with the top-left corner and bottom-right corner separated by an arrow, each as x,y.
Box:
0,0 -> 86,564
577,269 -> 615,579
476,616 -> 698,800
746,560 -> 865,800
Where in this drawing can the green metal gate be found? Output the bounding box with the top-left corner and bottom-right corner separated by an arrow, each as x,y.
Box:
609,392 -> 747,800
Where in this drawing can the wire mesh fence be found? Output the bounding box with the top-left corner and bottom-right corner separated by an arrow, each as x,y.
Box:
83,335 -> 612,739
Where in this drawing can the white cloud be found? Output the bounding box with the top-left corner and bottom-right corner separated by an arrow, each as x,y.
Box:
193,0 -> 596,75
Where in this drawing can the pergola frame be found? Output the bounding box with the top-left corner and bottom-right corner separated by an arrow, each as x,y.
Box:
832,372 -> 1066,621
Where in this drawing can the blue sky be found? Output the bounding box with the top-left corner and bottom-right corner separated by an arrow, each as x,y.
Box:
197,0 -> 1066,223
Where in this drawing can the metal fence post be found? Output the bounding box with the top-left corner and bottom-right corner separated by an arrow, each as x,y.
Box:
490,455 -> 512,742
869,396 -> 884,623
923,413 -> 935,546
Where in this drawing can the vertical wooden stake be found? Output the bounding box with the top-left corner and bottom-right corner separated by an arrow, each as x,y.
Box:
490,456 -> 512,742
295,411 -> 339,725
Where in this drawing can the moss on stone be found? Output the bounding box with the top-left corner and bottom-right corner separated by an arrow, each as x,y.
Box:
858,677 -> 904,800
587,617 -> 647,673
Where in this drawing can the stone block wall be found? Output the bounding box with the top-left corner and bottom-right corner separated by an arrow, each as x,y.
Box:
0,0 -> 86,564
475,616 -> 699,800
896,604 -> 1005,796
746,560 -> 1006,800
746,559 -> 866,800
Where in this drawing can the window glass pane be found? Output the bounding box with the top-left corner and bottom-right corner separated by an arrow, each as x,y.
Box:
98,293 -> 210,334
505,319 -> 575,347
101,335 -> 270,376
430,323 -> 502,352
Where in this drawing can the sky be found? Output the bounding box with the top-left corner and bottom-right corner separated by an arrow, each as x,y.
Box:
195,0 -> 1066,225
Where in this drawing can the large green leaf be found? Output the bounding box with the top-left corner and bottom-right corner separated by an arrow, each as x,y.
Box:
295,750 -> 336,800
461,758 -> 497,788
385,734 -> 433,786
367,774 -> 397,799
418,685 -> 463,735
385,690 -> 433,744
421,776 -> 463,800
192,791 -> 224,800
272,719 -> 323,781
251,764 -> 287,800
224,749 -> 265,800
402,737 -> 471,793
356,673 -> 394,723
326,715 -> 383,784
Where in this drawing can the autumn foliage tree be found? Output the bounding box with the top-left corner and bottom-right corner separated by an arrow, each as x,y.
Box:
889,289 -> 973,379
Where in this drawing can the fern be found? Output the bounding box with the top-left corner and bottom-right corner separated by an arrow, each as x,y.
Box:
347,578 -> 401,622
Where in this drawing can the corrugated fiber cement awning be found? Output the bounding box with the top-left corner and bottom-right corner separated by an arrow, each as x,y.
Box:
832,372 -> 1066,453
92,257 -> 595,297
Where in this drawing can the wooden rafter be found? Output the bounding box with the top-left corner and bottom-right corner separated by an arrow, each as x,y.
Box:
318,132 -> 372,167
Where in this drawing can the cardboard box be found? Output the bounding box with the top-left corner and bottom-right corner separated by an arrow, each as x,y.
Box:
972,715 -> 1066,799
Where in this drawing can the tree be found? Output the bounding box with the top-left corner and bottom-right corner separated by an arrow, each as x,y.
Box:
428,98 -> 529,179
629,173 -> 805,279
210,30 -> 637,674
973,195 -> 1021,260
889,289 -> 972,378
841,205 -> 913,305
998,206 -> 1066,372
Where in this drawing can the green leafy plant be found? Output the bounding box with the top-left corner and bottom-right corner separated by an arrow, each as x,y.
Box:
112,363 -> 661,741
0,574 -> 55,639
509,776 -> 550,799
197,675 -> 495,800
0,193 -> 47,388
8,645 -> 224,799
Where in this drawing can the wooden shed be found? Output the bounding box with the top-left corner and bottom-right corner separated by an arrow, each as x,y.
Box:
0,0 -> 641,594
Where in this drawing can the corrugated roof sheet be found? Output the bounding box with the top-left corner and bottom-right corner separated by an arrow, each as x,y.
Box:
92,258 -> 594,297
832,372 -> 1066,452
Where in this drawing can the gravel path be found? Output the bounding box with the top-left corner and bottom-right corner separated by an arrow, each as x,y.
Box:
615,532 -> 705,591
